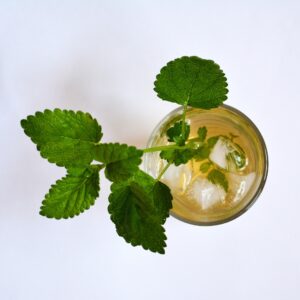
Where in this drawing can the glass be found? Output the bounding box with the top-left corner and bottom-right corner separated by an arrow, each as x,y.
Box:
143,105 -> 268,225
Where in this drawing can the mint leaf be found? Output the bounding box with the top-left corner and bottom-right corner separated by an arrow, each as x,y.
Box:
94,143 -> 142,182
228,142 -> 246,169
21,109 -> 102,167
207,169 -> 228,192
40,139 -> 97,168
227,150 -> 246,170
108,170 -> 172,254
160,148 -> 194,166
197,127 -> 207,142
200,162 -> 211,173
154,56 -> 228,109
207,136 -> 219,148
166,121 -> 190,146
194,136 -> 219,161
193,145 -> 210,161
153,181 -> 173,222
40,165 -> 100,219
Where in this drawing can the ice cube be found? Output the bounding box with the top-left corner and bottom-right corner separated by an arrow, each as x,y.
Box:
209,137 -> 230,169
209,137 -> 247,171
185,177 -> 226,210
227,172 -> 256,202
161,164 -> 192,194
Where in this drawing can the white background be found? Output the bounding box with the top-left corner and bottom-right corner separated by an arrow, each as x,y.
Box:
1,1 -> 299,299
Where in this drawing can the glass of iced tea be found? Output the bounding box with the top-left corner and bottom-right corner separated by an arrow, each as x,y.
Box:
144,105 -> 268,225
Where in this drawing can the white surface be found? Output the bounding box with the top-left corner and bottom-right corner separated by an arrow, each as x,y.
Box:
1,1 -> 300,299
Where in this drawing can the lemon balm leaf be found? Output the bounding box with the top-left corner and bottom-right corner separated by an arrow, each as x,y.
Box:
20,54 -> 233,255
94,143 -> 143,182
21,109 -> 102,146
40,139 -> 97,168
40,165 -> 100,219
197,127 -> 207,142
207,169 -> 228,192
108,170 -> 172,254
153,181 -> 173,222
193,145 -> 210,161
160,148 -> 194,166
154,56 -> 228,109
200,162 -> 211,173
166,121 -> 190,146
21,109 -> 102,167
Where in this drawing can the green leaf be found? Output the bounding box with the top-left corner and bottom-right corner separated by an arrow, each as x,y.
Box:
197,127 -> 207,142
40,139 -> 97,168
21,109 -> 102,167
207,169 -> 228,192
154,56 -> 228,109
160,148 -> 194,166
200,162 -> 211,173
227,150 -> 246,170
228,142 -> 246,169
166,121 -> 190,146
108,170 -> 173,254
40,165 -> 100,219
193,145 -> 210,161
207,136 -> 219,148
94,143 -> 143,182
152,181 -> 173,222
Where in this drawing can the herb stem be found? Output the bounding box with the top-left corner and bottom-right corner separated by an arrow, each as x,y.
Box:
186,137 -> 204,144
143,144 -> 184,153
156,161 -> 172,182
143,139 -> 204,154
181,101 -> 188,138
92,163 -> 106,171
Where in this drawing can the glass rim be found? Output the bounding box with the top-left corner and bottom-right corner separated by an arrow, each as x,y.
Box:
147,104 -> 269,226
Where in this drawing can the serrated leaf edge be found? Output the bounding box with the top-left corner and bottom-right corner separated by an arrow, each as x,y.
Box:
154,56 -> 228,109
40,167 -> 100,219
21,108 -> 102,168
108,180 -> 168,254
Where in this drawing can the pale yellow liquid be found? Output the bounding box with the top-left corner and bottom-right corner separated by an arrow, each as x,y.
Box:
144,106 -> 267,225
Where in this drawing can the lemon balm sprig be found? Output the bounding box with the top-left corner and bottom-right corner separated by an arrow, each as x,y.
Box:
21,56 -> 228,254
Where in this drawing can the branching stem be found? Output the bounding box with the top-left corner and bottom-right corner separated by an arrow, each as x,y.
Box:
156,161 -> 172,182
142,139 -> 203,154
143,144 -> 185,153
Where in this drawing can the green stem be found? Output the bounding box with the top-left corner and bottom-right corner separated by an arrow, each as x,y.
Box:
156,161 -> 172,182
181,101 -> 188,138
143,139 -> 203,154
186,137 -> 204,144
92,163 -> 106,171
143,144 -> 185,153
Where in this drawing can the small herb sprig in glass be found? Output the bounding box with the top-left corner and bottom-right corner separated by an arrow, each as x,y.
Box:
21,56 -> 229,254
